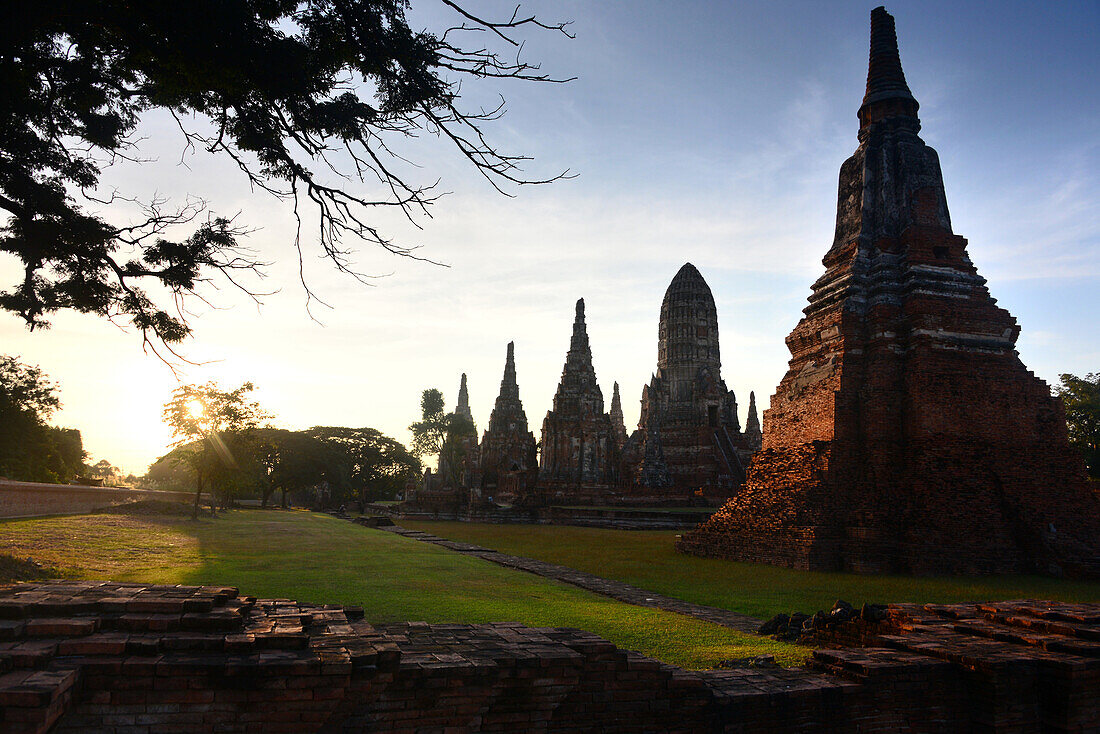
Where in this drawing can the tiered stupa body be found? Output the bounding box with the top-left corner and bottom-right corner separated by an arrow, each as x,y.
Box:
539,300 -> 619,486
623,263 -> 752,495
679,7 -> 1100,576
479,342 -> 538,500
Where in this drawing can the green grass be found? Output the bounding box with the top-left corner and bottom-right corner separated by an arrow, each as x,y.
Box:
0,509 -> 802,669
401,521 -> 1100,619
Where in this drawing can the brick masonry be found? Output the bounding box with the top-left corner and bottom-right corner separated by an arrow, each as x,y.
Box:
679,8 -> 1100,577
1,581 -> 1098,732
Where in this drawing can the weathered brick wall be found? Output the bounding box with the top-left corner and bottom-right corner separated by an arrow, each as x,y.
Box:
2,582 -> 1097,733
0,481 -> 194,519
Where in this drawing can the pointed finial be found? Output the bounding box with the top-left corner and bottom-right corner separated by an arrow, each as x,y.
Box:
499,341 -> 519,396
456,373 -> 473,421
569,298 -> 592,354
745,390 -> 762,447
858,7 -> 919,130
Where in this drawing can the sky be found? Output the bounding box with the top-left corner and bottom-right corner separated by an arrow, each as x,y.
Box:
2,0 -> 1098,474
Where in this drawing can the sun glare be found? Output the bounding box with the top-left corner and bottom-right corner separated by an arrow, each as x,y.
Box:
187,399 -> 205,419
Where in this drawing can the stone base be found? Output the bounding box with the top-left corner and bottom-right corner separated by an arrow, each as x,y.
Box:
2,582 -> 1099,732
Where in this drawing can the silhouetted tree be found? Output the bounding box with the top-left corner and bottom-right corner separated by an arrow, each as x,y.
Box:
0,355 -> 85,482
1057,373 -> 1100,479
254,428 -> 348,508
304,426 -> 420,503
163,381 -> 268,518
2,2 -> 571,355
407,387 -> 474,488
409,388 -> 448,458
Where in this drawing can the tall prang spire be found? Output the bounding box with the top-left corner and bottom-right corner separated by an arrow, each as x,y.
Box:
550,299 -> 603,416
571,298 -> 591,354
455,373 -> 472,422
744,391 -> 762,451
481,341 -> 538,497
680,8 -> 1100,577
500,341 -> 519,401
609,381 -> 628,451
540,299 -> 618,485
859,7 -> 919,131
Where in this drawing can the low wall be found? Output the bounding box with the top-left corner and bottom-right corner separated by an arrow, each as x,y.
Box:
1,582 -> 1096,733
0,480 -> 194,519
367,503 -> 714,530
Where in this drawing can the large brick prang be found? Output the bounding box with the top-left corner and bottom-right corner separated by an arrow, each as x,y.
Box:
679,7 -> 1100,577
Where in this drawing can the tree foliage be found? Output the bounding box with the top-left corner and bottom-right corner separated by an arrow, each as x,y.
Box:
0,355 -> 85,482
162,381 -> 268,516
407,386 -> 474,488
2,1 -> 570,352
253,428 -> 347,508
147,422 -> 418,506
408,388 -> 448,459
305,425 -> 421,502
1057,372 -> 1100,479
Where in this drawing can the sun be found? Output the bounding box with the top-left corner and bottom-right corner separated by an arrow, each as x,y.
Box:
187,399 -> 205,419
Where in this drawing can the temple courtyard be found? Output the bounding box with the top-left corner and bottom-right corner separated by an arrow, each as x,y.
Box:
5,506 -> 1098,671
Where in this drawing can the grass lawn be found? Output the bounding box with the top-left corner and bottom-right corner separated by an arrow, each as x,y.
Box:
0,509 -> 803,669
400,521 -> 1100,619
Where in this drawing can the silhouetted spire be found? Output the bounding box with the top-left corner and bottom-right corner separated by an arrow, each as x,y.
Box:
550,298 -> 603,417
571,298 -> 590,353
609,381 -> 628,451
859,7 -> 919,130
745,391 -> 762,450
500,341 -> 518,399
455,373 -> 472,422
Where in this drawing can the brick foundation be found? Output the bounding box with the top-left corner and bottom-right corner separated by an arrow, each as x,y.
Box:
1,582 -> 1098,732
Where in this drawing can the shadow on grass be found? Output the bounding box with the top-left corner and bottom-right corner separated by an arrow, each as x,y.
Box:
172,509 -> 808,669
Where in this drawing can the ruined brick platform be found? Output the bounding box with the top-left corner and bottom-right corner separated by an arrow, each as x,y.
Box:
1,582 -> 1098,732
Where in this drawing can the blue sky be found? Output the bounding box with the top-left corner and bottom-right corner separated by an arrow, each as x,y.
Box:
2,1 -> 1097,472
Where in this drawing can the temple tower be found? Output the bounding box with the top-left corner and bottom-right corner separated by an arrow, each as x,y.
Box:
744,391 -> 762,452
679,7 -> 1100,576
623,263 -> 752,493
455,373 -> 473,424
438,373 -> 479,491
609,382 -> 628,452
479,342 -> 538,499
539,299 -> 619,485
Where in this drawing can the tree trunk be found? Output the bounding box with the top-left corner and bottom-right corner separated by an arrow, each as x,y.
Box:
281,487 -> 288,509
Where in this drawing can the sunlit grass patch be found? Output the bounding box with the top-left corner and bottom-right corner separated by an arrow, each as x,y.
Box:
402,520 -> 1100,619
0,510 -> 805,669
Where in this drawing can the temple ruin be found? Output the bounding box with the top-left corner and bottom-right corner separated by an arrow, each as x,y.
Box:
538,299 -> 620,498
678,7 -> 1100,576
478,342 -> 538,502
621,263 -> 756,500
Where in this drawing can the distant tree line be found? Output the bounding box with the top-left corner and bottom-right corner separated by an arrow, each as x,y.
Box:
0,358 -> 421,514
156,381 -> 421,518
